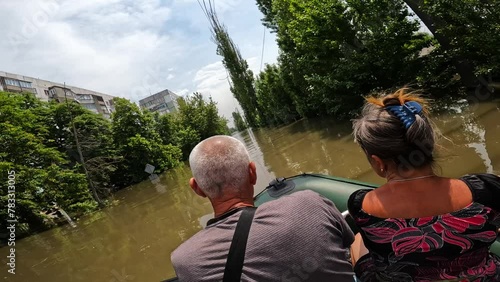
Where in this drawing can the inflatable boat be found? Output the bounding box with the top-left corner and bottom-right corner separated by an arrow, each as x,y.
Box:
164,173 -> 500,281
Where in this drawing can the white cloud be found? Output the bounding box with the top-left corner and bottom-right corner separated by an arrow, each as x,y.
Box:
194,61 -> 238,120
174,88 -> 190,96
174,0 -> 240,13
194,61 -> 227,90
60,0 -> 172,35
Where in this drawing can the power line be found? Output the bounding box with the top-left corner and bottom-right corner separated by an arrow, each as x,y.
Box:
260,27 -> 266,71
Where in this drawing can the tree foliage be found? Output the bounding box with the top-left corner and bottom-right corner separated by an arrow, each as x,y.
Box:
110,98 -> 181,186
176,93 -> 229,141
407,0 -> 500,84
270,0 -> 431,117
251,0 -> 498,124
232,111 -> 248,132
199,0 -> 261,127
0,92 -> 96,236
157,93 -> 229,159
255,64 -> 300,126
0,90 -> 229,238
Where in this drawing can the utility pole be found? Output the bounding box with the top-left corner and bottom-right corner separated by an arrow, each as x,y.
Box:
63,83 -> 105,207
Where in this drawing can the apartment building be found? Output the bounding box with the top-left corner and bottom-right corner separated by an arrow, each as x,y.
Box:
47,86 -> 114,118
0,71 -> 115,118
139,89 -> 179,115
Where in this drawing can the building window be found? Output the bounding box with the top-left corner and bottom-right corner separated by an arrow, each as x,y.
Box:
19,81 -> 32,88
83,104 -> 98,113
5,79 -> 19,87
166,101 -> 176,110
77,94 -> 92,101
84,104 -> 97,109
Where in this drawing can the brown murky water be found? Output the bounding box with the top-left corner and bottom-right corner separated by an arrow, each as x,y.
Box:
2,99 -> 499,282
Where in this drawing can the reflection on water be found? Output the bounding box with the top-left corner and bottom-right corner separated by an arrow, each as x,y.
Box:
1,100 -> 499,281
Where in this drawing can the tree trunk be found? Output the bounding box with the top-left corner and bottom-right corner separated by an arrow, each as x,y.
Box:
63,84 -> 106,207
404,0 -> 479,88
72,122 -> 106,207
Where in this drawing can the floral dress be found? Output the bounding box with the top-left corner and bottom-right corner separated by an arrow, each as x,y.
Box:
348,174 -> 500,282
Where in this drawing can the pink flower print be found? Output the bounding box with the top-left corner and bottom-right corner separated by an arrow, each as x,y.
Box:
432,222 -> 445,233
440,204 -> 490,232
442,230 -> 473,252
467,230 -> 497,243
362,218 -> 408,244
354,216 -> 370,225
457,258 -> 498,279
412,216 -> 436,227
392,227 -> 444,256
363,226 -> 398,244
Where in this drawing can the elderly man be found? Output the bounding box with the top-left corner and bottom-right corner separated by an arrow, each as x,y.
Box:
171,135 -> 355,282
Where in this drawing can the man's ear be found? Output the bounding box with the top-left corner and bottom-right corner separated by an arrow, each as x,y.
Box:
189,178 -> 207,198
248,162 -> 257,185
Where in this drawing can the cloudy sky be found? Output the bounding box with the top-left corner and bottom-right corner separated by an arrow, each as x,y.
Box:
0,0 -> 279,121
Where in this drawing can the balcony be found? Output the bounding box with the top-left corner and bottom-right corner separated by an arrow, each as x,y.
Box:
3,84 -> 36,94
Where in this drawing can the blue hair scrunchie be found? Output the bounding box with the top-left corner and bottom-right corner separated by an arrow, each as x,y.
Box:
385,101 -> 423,129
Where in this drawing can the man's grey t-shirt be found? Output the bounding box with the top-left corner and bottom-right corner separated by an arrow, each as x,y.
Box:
171,190 -> 355,282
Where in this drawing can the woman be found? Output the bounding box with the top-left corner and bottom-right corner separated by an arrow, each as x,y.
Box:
348,88 -> 500,281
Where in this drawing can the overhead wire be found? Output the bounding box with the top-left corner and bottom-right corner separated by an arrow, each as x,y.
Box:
259,27 -> 266,71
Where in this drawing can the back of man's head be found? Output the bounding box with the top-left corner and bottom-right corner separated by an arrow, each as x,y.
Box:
189,135 -> 251,199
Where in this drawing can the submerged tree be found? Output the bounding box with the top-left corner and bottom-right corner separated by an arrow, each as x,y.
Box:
403,0 -> 497,89
255,0 -> 431,118
198,0 -> 261,127
0,89 -> 231,236
256,64 -> 300,126
0,92 -> 97,235
111,98 -> 182,186
61,88 -> 106,207
174,93 -> 229,158
232,111 -> 248,132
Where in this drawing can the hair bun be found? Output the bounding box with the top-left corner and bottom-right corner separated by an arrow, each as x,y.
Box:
382,97 -> 402,107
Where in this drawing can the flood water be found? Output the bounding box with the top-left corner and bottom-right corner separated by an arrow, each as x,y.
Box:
2,98 -> 499,282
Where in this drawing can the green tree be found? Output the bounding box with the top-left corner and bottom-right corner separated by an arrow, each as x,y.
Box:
174,93 -> 228,158
232,111 -> 248,132
111,98 -> 181,186
258,0 -> 431,118
0,92 -> 97,236
111,98 -> 157,143
46,101 -> 117,205
0,89 -> 232,237
256,0 -> 278,31
200,0 -> 261,127
404,0 -> 499,88
155,113 -> 175,145
176,93 -> 228,139
72,112 -> 121,198
255,64 -> 300,126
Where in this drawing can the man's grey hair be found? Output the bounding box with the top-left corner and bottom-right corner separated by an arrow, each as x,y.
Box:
189,135 -> 251,198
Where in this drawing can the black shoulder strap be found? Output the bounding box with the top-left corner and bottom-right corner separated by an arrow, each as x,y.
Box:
222,207 -> 257,282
